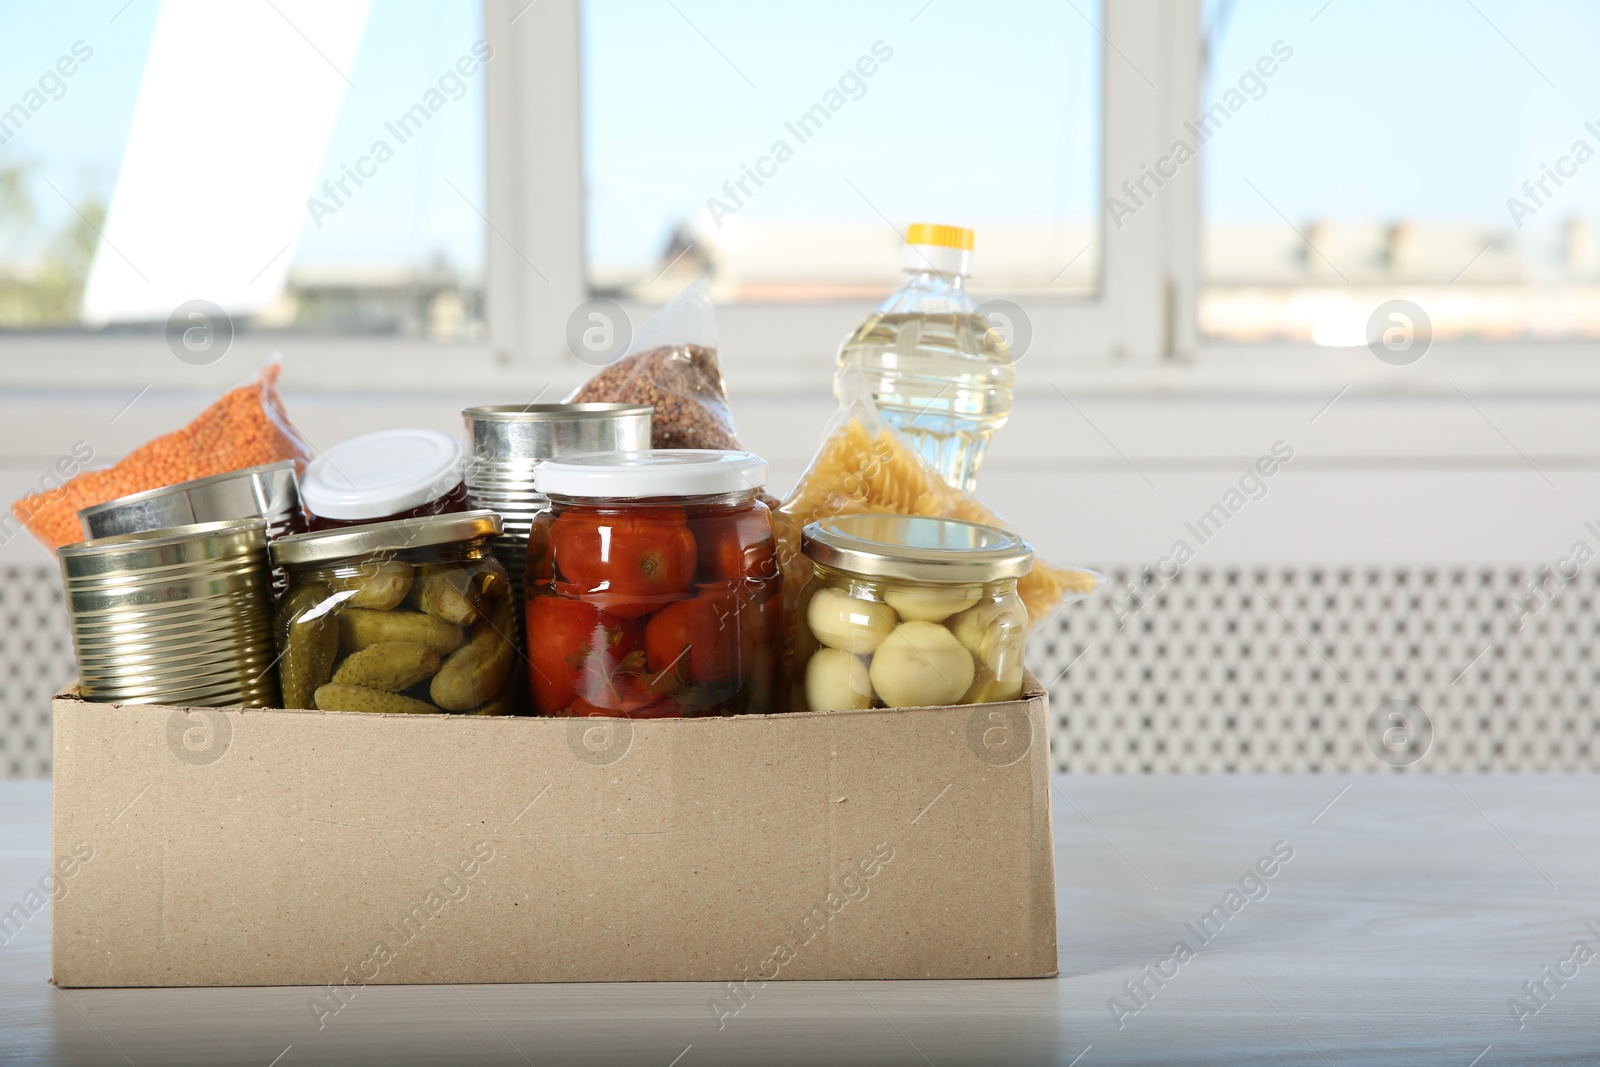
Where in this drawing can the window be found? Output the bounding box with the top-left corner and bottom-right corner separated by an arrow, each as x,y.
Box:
0,0 -> 485,340
8,0 -> 1581,386
580,0 -> 1104,304
1199,0 -> 1600,345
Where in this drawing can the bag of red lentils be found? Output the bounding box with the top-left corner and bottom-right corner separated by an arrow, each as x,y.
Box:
10,357 -> 313,552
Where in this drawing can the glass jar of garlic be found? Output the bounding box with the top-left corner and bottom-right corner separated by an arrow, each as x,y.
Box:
795,514 -> 1033,712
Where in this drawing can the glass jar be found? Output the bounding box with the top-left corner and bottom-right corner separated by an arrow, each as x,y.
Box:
796,514 -> 1033,711
525,450 -> 780,717
300,428 -> 469,531
269,510 -> 521,715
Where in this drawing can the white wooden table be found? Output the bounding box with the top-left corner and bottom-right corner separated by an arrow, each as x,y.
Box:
3,775 -> 1596,1065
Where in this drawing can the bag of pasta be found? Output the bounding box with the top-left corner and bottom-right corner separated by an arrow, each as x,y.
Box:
774,368 -> 1098,631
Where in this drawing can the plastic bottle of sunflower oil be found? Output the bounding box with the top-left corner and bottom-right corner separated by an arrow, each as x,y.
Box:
834,223 -> 1014,493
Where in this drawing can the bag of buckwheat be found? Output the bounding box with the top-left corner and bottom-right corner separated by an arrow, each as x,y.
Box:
566,278 -> 743,452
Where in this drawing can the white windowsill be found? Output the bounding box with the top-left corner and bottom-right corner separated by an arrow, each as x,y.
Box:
3,334 -> 1600,400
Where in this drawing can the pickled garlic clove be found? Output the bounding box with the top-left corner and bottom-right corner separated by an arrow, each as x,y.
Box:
948,599 -> 1024,657
882,584 -> 980,623
806,587 -> 898,654
804,648 -> 874,712
963,667 -> 1025,705
869,621 -> 974,708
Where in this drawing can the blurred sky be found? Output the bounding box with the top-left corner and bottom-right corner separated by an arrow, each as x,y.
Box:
2,0 -> 1597,272
1203,0 -> 1600,227
582,0 -> 1101,268
0,0 -> 485,270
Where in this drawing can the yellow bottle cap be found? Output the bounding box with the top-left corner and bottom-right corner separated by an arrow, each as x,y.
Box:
905,223 -> 974,251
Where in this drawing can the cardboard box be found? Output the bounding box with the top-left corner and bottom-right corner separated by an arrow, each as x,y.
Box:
50,679 -> 1057,988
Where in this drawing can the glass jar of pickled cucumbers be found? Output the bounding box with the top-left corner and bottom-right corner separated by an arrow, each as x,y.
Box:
269,511 -> 521,715
796,515 -> 1033,712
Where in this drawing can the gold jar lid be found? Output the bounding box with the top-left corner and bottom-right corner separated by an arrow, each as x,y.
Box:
802,514 -> 1032,583
271,510 -> 502,568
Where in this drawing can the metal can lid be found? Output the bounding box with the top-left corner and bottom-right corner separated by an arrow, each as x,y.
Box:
59,518 -> 268,573
301,429 -> 464,521
462,402 -> 652,423
802,514 -> 1033,583
534,450 -> 767,499
76,461 -> 297,522
270,510 -> 502,568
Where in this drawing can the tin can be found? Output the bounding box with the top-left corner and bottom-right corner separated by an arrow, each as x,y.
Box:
76,461 -> 302,591
59,519 -> 280,707
461,404 -> 651,642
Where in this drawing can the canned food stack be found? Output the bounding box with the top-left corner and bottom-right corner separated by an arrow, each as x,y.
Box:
59,519 -> 281,707
461,404 -> 652,643
76,461 -> 303,592
27,260 -> 1101,724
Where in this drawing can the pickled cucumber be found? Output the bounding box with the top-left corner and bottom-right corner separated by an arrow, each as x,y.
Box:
430,595 -> 514,711
314,682 -> 438,714
804,648 -> 874,712
277,583 -> 339,710
331,641 -> 442,692
869,621 -> 975,708
329,560 -> 413,610
806,587 -> 898,654
339,609 -> 465,657
416,567 -> 481,626
468,684 -> 515,716
882,584 -> 980,623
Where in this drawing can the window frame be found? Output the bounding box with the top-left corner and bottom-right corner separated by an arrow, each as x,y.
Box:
7,0 -> 1600,398
497,0 -> 1194,388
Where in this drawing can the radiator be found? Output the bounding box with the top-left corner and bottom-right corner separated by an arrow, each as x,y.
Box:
3,563 -> 1595,778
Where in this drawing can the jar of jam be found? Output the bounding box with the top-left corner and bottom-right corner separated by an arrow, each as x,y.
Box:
796,515 -> 1033,711
525,450 -> 780,717
301,428 -> 469,530
270,510 -> 520,715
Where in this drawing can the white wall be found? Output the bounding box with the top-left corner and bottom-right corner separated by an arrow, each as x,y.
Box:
4,378 -> 1598,570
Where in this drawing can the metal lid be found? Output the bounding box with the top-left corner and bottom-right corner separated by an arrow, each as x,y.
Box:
802,514 -> 1033,583
77,461 -> 300,542
463,403 -> 652,467
534,450 -> 767,499
301,429 -> 465,520
463,402 -> 652,423
59,519 -> 268,576
78,460 -> 296,519
270,509 -> 502,567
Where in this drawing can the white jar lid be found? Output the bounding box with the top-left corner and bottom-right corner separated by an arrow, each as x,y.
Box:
301,429 -> 465,520
534,449 -> 767,499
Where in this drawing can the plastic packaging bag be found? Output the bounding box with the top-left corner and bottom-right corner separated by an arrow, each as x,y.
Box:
567,278 -> 741,450
10,357 -> 313,551
775,369 -> 1099,629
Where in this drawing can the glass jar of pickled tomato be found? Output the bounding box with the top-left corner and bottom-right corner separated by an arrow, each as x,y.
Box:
525,450 -> 780,717
796,514 -> 1034,711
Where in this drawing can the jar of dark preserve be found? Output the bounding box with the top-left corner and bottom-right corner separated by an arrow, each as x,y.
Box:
301,429 -> 469,531
525,450 -> 780,717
